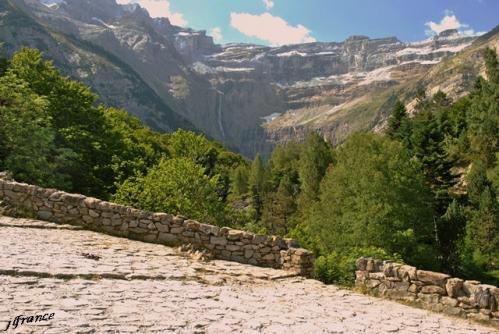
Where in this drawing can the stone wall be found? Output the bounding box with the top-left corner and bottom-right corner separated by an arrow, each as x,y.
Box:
0,179 -> 314,276
355,257 -> 499,327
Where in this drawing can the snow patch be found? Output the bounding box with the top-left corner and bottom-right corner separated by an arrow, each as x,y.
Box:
91,17 -> 117,29
39,0 -> 65,9
276,50 -> 308,57
261,113 -> 282,123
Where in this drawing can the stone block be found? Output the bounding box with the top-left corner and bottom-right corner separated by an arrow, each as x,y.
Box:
443,305 -> 464,317
463,280 -> 480,296
184,220 -> 200,231
88,209 -> 100,218
226,244 -> 241,252
158,233 -> 178,245
421,285 -> 446,295
418,293 -> 441,304
262,253 -> 276,261
385,289 -> 415,301
441,296 -> 459,307
170,227 -> 183,234
244,249 -> 254,259
416,270 -> 450,287
398,265 -> 417,281
142,234 -> 158,242
356,257 -> 367,271
155,223 -> 169,233
37,211 -> 52,221
210,236 -> 227,246
446,278 -> 464,298
227,229 -> 244,241
369,272 -> 384,280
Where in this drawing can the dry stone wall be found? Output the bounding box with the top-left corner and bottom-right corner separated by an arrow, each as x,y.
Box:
0,179 -> 314,276
355,257 -> 499,328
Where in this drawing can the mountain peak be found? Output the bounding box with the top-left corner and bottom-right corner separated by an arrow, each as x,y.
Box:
438,29 -> 459,37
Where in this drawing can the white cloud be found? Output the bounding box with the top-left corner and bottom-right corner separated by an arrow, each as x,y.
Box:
425,10 -> 480,36
263,0 -> 274,11
116,0 -> 187,26
230,12 -> 316,46
211,27 -> 223,43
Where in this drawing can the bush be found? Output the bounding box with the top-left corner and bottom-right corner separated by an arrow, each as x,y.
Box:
113,157 -> 226,226
314,247 -> 403,286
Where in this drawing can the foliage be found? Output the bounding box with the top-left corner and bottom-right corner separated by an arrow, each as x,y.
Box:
113,158 -> 226,226
314,247 -> 403,286
300,134 -> 436,267
0,73 -> 69,188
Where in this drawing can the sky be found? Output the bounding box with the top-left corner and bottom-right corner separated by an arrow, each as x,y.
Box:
116,0 -> 499,46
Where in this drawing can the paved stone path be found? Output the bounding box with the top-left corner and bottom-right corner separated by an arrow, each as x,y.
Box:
0,216 -> 497,334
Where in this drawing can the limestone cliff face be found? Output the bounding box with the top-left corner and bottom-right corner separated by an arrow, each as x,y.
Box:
3,0 -> 496,157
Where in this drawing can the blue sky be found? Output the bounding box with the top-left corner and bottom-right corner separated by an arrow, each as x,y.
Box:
118,0 -> 499,46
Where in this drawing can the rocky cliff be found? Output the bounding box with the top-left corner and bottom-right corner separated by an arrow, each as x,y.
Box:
2,0 -> 497,157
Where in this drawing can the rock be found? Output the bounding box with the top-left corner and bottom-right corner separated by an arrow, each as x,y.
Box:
89,209 -> 100,218
418,293 -> 441,304
185,220 -> 200,231
441,296 -> 459,307
37,211 -> 52,221
416,270 -> 450,287
244,249 -> 254,259
398,265 -> 417,281
420,285 -> 446,295
210,237 -> 227,246
355,257 -> 367,271
446,278 -> 464,298
443,305 -> 464,317
227,230 -> 244,241
463,280 -> 481,296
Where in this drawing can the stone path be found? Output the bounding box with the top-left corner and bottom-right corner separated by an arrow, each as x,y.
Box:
0,216 -> 497,333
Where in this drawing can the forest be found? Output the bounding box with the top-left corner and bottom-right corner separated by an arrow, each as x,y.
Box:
0,47 -> 497,286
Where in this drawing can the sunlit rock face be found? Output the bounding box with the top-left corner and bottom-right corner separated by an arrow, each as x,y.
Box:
4,0 -> 489,157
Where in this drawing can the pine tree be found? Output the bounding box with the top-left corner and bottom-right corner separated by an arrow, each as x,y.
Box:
231,165 -> 249,196
297,132 -> 332,207
248,154 -> 266,219
411,110 -> 456,216
387,100 -> 411,143
439,200 -> 467,274
261,175 -> 297,235
466,186 -> 499,269
484,47 -> 499,85
466,49 -> 498,167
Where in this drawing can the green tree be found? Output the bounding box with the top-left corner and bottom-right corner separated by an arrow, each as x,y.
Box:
230,165 -> 249,196
113,158 -> 226,225
440,200 -> 467,274
168,130 -> 218,173
261,175 -> 298,235
411,110 -> 456,216
484,47 -> 499,84
386,100 -> 411,143
248,153 -> 266,219
297,132 -> 332,207
0,74 -> 69,188
7,48 -> 117,198
302,134 -> 436,267
465,186 -> 499,269
103,107 -> 170,186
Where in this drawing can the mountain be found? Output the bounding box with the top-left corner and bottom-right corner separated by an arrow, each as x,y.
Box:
1,0 -> 497,157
